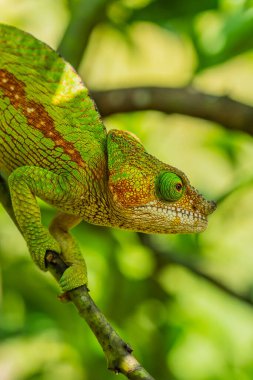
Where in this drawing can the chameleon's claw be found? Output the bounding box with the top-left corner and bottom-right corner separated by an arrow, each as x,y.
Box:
59,265 -> 88,293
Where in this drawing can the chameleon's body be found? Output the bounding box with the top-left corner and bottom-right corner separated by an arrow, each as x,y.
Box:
0,24 -> 216,291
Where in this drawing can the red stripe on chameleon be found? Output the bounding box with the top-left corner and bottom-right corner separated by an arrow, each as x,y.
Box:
0,69 -> 86,168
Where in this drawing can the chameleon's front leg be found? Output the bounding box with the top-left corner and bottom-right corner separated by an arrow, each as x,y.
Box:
8,166 -> 87,292
49,212 -> 87,291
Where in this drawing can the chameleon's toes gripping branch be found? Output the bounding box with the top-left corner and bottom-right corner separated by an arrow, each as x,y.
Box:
45,250 -> 88,293
28,231 -> 87,293
59,264 -> 88,293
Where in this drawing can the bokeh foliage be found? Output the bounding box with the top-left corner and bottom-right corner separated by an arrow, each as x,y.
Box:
1,0 -> 253,379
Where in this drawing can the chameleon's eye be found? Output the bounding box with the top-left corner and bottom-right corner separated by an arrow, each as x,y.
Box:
156,172 -> 184,202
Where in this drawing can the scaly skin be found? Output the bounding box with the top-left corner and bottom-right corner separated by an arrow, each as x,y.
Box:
0,24 -> 216,292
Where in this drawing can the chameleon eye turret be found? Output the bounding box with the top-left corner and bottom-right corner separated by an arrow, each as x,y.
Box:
156,172 -> 185,202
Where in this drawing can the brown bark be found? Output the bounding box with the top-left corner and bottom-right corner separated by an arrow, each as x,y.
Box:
91,86 -> 253,134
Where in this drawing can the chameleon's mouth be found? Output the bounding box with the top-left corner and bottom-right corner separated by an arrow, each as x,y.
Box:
136,201 -> 207,220
133,201 -> 210,234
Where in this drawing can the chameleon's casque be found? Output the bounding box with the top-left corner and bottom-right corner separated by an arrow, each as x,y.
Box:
0,24 -> 216,291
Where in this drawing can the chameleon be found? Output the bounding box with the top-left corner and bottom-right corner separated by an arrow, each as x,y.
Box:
0,24 -> 216,292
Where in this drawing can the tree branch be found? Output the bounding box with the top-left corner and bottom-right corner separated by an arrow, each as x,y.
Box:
91,86 -> 253,134
46,251 -> 155,380
0,175 -> 155,380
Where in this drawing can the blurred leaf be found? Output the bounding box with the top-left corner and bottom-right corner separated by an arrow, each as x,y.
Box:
195,7 -> 253,71
107,0 -> 219,38
125,0 -> 219,23
107,0 -> 253,74
204,130 -> 244,167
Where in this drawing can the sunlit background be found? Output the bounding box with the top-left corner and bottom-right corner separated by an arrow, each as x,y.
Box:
1,0 -> 253,379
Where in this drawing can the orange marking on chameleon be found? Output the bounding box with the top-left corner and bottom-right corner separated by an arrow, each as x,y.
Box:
0,69 -> 86,168
111,178 -> 152,207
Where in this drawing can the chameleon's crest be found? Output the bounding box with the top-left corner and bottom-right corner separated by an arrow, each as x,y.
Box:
107,129 -> 153,207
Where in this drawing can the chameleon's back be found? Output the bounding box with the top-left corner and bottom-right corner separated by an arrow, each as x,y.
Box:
0,24 -> 106,179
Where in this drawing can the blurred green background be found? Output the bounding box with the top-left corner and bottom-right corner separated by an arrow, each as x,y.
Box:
1,0 -> 253,379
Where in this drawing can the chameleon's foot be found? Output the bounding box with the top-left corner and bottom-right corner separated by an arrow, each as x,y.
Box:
59,264 -> 88,293
29,233 -> 61,271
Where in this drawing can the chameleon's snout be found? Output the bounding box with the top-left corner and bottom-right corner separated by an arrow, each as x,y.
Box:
205,199 -> 217,215
190,186 -> 216,218
195,189 -> 217,217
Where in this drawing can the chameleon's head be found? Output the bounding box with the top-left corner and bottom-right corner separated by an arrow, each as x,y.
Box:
107,130 -> 216,234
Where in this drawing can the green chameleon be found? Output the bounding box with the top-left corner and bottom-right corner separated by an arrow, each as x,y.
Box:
0,24 -> 216,292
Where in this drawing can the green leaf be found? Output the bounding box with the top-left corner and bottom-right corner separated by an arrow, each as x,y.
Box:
195,8 -> 253,71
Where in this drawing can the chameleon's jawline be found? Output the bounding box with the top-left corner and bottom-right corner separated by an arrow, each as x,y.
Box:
130,203 -> 209,234
103,202 -> 209,235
